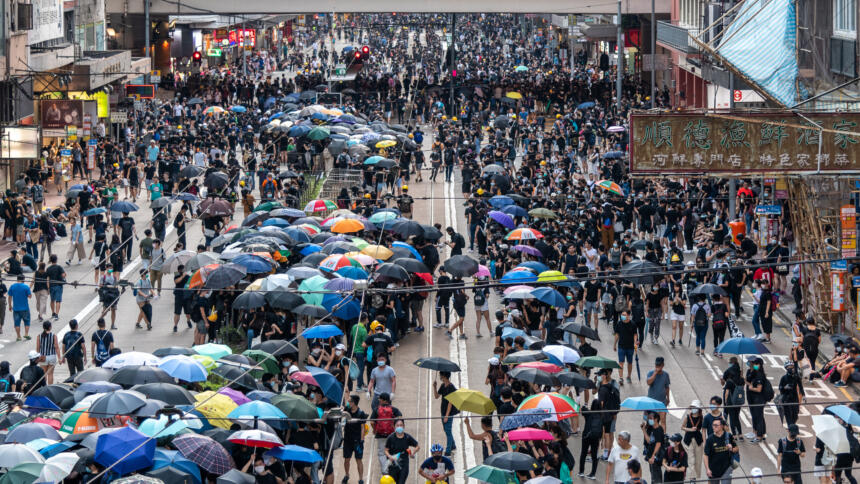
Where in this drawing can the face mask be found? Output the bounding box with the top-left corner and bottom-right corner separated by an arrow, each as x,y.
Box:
282,361 -> 290,367
620,315 -> 627,321
692,409 -> 700,414
254,466 -> 265,474
308,393 -> 315,400
647,419 -> 655,426
311,349 -> 321,356
395,426 -> 404,434
378,360 -> 385,367
709,404 -> 717,411
433,456 -> 442,462
753,365 -> 760,371
336,350 -> 343,356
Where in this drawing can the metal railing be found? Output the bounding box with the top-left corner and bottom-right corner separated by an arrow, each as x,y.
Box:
657,21 -> 700,54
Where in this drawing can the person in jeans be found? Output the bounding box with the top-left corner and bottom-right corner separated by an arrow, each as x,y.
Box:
432,371 -> 458,456
61,319 -> 85,377
134,269 -> 154,330
703,418 -> 737,484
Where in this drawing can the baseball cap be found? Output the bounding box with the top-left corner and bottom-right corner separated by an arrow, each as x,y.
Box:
28,351 -> 40,360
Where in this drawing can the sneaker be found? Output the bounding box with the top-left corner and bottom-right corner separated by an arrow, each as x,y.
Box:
578,473 -> 585,478
626,376 -> 632,383
52,314 -> 58,320
16,337 -> 21,341
23,335 -> 30,340
342,477 -> 349,484
173,326 -> 178,332
586,475 -> 597,480
415,326 -> 424,332
749,437 -> 761,443
835,381 -> 848,387
476,333 -> 483,338
459,334 -> 467,339
619,379 -> 624,386
670,340 -> 675,347
65,260 -> 71,266
394,343 -> 400,348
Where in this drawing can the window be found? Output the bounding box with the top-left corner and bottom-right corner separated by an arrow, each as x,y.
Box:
834,0 -> 857,38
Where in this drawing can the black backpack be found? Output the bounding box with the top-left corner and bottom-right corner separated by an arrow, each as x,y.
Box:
761,378 -> 775,402
712,304 -> 728,331
489,430 -> 507,454
847,429 -> 860,463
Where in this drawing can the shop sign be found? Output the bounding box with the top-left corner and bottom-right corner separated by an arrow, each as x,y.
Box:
40,100 -> 84,129
630,112 -> 860,174
754,205 -> 782,215
110,111 -> 128,123
207,48 -> 222,56
60,149 -> 71,157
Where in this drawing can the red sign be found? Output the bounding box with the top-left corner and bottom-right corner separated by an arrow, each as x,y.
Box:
733,90 -> 743,102
213,29 -> 256,48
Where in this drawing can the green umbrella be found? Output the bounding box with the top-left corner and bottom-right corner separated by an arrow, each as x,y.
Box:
307,127 -> 331,141
298,275 -> 328,306
192,343 -> 232,360
368,211 -> 398,224
577,355 -> 622,369
514,65 -> 529,72
465,465 -> 518,484
350,238 -> 369,250
528,208 -> 558,219
271,394 -> 319,420
254,201 -> 283,212
242,349 -> 280,375
1,463 -> 44,484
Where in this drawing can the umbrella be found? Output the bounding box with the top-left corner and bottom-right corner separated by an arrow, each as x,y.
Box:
82,207 -> 107,217
465,465 -> 518,484
109,365 -> 174,387
228,401 -> 287,421
0,463 -> 44,484
203,264 -> 247,289
199,199 -> 233,218
138,415 -> 190,438
542,345 -> 581,365
577,356 -> 621,369
445,389 -> 496,415
827,405 -> 860,426
131,382 -> 195,405
512,245 -> 542,257
393,257 -> 429,273
636,352 -> 642,381
204,106 -> 225,115
556,371 -> 596,390
193,343 -> 232,360
715,337 -> 770,355
252,340 -> 299,357
102,351 -> 159,369
602,150 -> 625,159
621,396 -> 668,412
301,324 -> 344,339
173,434 -> 234,475
506,228 -> 543,241
577,101 -> 596,109
413,356 -> 461,372
153,346 -> 196,358
265,445 -> 323,463
0,444 -> 46,466
620,260 -> 662,284
180,165 -> 205,178
135,400 -> 168,419
517,392 -> 579,421
498,409 -> 553,431
232,291 -> 267,310
211,366 -> 261,392
307,366 -> 344,403
203,172 -> 230,190
148,466 -> 196,484
560,322 -> 600,341
216,469 -> 254,484
530,287 -> 568,308
502,350 -> 548,364
39,453 -> 77,481
32,384 -> 74,405
361,245 -> 394,260
304,199 -> 337,213
508,367 -> 559,386
111,201 -> 139,213
265,291 -> 303,310
501,270 -> 538,284
488,211 -> 515,229
158,356 -> 208,383
690,283 -> 729,297
151,197 -> 171,209
489,195 -> 514,208
227,429 -> 283,449
443,255 -> 479,277
813,414 -> 851,453
6,422 -> 60,443
528,208 -> 558,219
90,390 -> 147,415
193,392 -> 238,429
596,179 -> 624,197
270,394 -> 318,420
376,263 -> 410,281
507,428 -> 554,441
484,452 -> 539,471
95,426 -> 156,476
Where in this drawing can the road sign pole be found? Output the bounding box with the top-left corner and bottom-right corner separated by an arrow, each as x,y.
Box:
616,0 -> 623,114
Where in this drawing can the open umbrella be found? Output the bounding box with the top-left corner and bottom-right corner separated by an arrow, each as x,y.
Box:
508,367 -> 559,386
38,453 -> 78,482
715,337 -> 770,355
102,351 -> 159,369
620,260 -> 662,284
90,390 -> 147,415
270,394 -> 318,420
306,366 -> 344,403
502,350 -> 548,364
137,415 -> 190,438
252,340 -> 299,357
498,409 -> 552,431
484,452 -> 540,471
131,382 -> 195,405
813,414 -> 851,453
413,356 -> 461,372
443,255 -> 479,277
826,405 -> 860,426
173,434 -> 234,475
227,429 -> 283,449
528,208 -> 558,219
445,389 -> 496,415
109,366 -> 174,388
193,343 -> 232,360
560,322 -> 600,341
465,465 -> 518,484
0,463 -> 44,484
94,426 -> 156,476
111,201 -> 139,213
265,445 -> 323,463
158,356 -> 208,383
507,428 -> 554,441
530,287 -> 568,308
216,469 -> 254,484
0,444 -> 46,466
517,393 -> 579,421
577,356 -> 621,369
301,324 -> 344,339
556,371 -> 596,390
488,211 -> 515,229
596,179 -> 624,197
621,396 -> 668,412
541,345 -> 581,365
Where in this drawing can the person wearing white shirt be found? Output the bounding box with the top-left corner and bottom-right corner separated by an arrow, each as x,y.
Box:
605,431 -> 641,484
584,240 -> 599,271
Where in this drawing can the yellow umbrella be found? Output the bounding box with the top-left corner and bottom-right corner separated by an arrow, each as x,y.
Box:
332,219 -> 365,234
445,389 -> 496,415
329,209 -> 356,218
505,92 -> 523,99
537,270 -> 567,283
376,140 -> 397,149
361,245 -> 394,260
190,354 -> 217,369
245,279 -> 264,291
193,391 -> 238,429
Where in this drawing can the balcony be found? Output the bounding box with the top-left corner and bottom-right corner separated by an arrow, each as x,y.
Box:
657,21 -> 699,54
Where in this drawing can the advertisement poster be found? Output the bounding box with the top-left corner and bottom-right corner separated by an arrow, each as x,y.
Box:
40,100 -> 83,129
29,0 -> 64,44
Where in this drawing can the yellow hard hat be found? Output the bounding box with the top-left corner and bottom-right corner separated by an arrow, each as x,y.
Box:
370,320 -> 382,331
540,160 -> 547,166
511,114 -> 517,119
441,115 -> 447,120
671,254 -> 681,262
451,116 -> 458,121
208,311 -> 218,322
402,185 -> 408,190
113,163 -> 119,168
556,114 -> 562,119
380,476 -> 395,484
408,134 -> 413,138
476,188 -> 485,195
364,193 -> 371,199
239,181 -> 245,187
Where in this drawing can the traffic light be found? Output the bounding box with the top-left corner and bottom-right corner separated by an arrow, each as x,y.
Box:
192,51 -> 202,64
361,45 -> 370,57
354,51 -> 362,60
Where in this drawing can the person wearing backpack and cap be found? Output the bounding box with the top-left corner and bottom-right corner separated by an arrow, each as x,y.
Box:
662,433 -> 687,483
370,393 -> 402,474
777,424 -> 805,484
19,350 -> 45,392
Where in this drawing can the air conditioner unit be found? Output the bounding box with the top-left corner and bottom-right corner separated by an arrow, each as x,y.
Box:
703,3 -> 723,44
16,3 -> 33,31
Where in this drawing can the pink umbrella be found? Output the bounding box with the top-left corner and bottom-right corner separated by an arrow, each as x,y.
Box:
607,125 -> 626,133
504,285 -> 535,295
476,265 -> 491,278
218,387 -> 251,405
516,361 -> 563,373
290,371 -> 320,387
507,428 -> 554,441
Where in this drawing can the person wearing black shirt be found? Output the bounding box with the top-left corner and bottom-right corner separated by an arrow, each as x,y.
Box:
662,434 -> 688,483
173,265 -> 192,332
433,371 -> 459,456
777,425 -> 805,484
384,419 -> 420,484
435,269 -> 452,328
642,412 -> 665,483
703,418 -> 736,483
614,311 -> 638,384
446,227 -> 465,256
343,394 -> 368,480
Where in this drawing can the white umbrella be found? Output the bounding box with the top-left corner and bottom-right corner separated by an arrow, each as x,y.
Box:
813,414 -> 851,453
542,345 -> 581,364
161,249 -> 196,273
261,274 -> 295,291
39,453 -> 79,482
525,477 -> 562,484
102,351 -> 159,369
228,429 -> 283,447
0,443 -> 45,467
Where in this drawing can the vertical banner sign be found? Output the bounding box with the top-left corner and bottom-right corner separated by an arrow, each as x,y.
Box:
82,114 -> 92,137
853,276 -> 860,329
87,138 -> 97,171
755,205 -> 782,247
842,204 -> 857,258
832,260 -> 848,312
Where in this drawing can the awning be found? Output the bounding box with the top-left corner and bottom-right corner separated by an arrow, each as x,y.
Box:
583,24 -> 619,40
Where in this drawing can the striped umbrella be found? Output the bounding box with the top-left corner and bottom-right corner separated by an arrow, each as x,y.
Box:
318,254 -> 362,272
505,228 -> 544,241
596,179 -> 624,196
517,392 -> 580,421
203,106 -> 224,116
304,199 -> 337,213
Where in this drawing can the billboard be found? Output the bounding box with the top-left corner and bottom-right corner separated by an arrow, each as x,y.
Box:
629,112 -> 860,174
0,127 -> 40,159
29,0 -> 64,44
40,100 -> 84,129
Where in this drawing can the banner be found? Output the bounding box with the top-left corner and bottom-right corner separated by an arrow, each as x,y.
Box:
40,100 -> 84,129
629,112 -> 860,174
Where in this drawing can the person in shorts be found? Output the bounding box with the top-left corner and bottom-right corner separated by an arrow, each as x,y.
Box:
7,274 -> 31,341
342,393 -> 368,482
36,320 -> 59,384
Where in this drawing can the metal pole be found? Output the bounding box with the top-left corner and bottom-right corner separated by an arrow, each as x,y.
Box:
450,13 -> 456,117
616,0 -> 623,113
650,0 -> 655,107
242,16 -> 247,76
144,0 -> 150,84
728,71 -> 735,219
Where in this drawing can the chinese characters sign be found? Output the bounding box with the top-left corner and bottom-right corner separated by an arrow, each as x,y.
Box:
629,113 -> 860,174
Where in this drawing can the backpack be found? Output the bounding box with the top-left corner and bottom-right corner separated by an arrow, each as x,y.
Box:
712,304 -> 728,332
31,185 -> 44,203
0,376 -> 11,392
603,383 -> 621,411
453,290 -> 468,307
614,296 -> 626,312
94,331 -> 110,363
374,404 -> 395,437
730,383 -> 745,406
693,304 -> 708,326
761,378 -> 775,402
474,290 -> 486,307
489,430 -> 507,454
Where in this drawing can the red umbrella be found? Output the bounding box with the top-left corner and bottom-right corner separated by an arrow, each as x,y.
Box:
515,361 -> 563,373
507,428 -> 554,441
413,272 -> 433,286
290,371 -> 319,387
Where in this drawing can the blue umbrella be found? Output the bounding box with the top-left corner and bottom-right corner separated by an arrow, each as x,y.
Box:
620,396 -> 667,412
489,195 -> 514,209
284,228 -> 311,243
262,218 -> 289,228
827,405 -> 860,426
159,356 -> 208,383
335,266 -> 369,280
321,293 -> 361,320
488,211 -> 515,229
231,254 -> 275,274
111,201 -> 139,213
247,390 -> 276,402
268,112 -> 285,122
228,401 -> 288,420
265,445 -> 323,463
39,440 -> 76,458
274,208 -> 306,218
82,207 -> 107,217
500,205 -> 528,218
284,93 -> 300,103
577,101 -> 596,109
138,415 -> 190,437
364,155 -> 385,165
299,244 -> 322,256
342,46 -> 354,52
602,150 -> 625,160
24,395 -> 60,411
501,271 -> 538,284
499,409 -> 552,431
530,287 -> 568,308
301,324 -> 344,339
175,192 -> 200,201
715,337 -> 770,355
391,241 -> 423,261
263,97 -> 276,109
153,449 -> 202,484
230,106 -> 247,113
69,184 -> 91,191
306,366 -> 344,405
94,426 -> 156,475
289,125 -> 311,137
339,114 -> 357,123
311,112 -> 329,121
6,422 -> 60,443
501,327 -> 527,340
517,261 -> 550,273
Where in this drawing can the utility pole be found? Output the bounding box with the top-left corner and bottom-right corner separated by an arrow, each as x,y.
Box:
144,0 -> 150,84
450,13 -> 456,117
616,0 -> 623,113
242,16 -> 247,76
728,71 -> 736,219
650,0 -> 655,107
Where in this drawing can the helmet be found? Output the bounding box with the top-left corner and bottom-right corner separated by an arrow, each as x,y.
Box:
441,115 -> 447,120
370,320 -> 382,331
364,193 -> 372,199
430,444 -> 444,453
476,188 -> 485,195
380,476 -> 395,484
540,161 -> 547,166
402,185 -> 408,191
239,181 -> 245,187
113,163 -> 119,168
671,254 -> 680,262
556,114 -> 562,119
408,134 -> 414,138
451,116 -> 458,121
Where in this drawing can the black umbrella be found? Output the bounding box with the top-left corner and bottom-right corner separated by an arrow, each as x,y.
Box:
151,197 -> 172,209
299,91 -> 317,101
204,172 -> 230,191
149,466 -> 195,484
233,291 -> 267,310
31,384 -> 74,405
420,224 -> 443,241
375,159 -> 397,169
131,382 -> 195,405
505,193 -> 529,205
375,263 -> 410,281
389,246 -> 418,260
493,117 -> 511,129
153,346 -> 196,357
180,165 -> 205,178
134,399 -> 168,418
620,260 -> 662,284
560,322 -> 601,341
108,366 -> 174,388
444,255 -> 479,277
220,354 -> 256,367
502,350 -> 548,364
393,258 -> 429,273
689,283 -> 728,297
413,356 -> 461,372
391,220 -> 424,238
0,412 -> 27,430
265,291 -> 303,310
278,170 -> 301,179
199,199 -> 234,218
252,339 -> 299,357
89,390 -> 147,415
629,239 -> 651,251
241,212 -> 269,227
556,371 -> 596,390
73,367 -> 114,384
484,451 -> 539,471
341,88 -> 356,95
204,264 -> 247,289
216,469 -> 255,484
312,232 -> 337,244
302,252 -> 328,266
508,367 -> 559,386
187,97 -> 204,105
211,365 -> 262,391
490,174 -> 511,193
292,303 -> 329,317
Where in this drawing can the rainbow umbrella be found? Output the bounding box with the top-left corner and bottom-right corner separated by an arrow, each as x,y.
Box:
517,392 -> 580,421
60,410 -> 100,434
596,179 -> 624,196
304,199 -> 337,213
204,106 -> 225,116
505,228 -> 544,241
318,254 -> 362,272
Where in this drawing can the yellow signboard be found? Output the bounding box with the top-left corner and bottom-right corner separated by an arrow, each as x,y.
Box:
44,91 -> 110,118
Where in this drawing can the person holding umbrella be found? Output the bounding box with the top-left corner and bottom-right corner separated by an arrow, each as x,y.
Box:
432,371 -> 459,456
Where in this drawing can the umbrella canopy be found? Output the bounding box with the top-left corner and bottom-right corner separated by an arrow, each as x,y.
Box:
560,322 -> 600,341
216,469 -> 255,484
102,352 -> 159,369
826,405 -> 860,426
38,453 -> 78,482
131,382 -> 195,405
265,445 -> 323,463
252,340 -> 299,357
173,434 -> 234,475
270,394 -> 318,420
621,396 -> 668,412
193,392 -> 238,429
0,463 -> 44,484
506,228 -> 543,241
595,179 -> 624,196
813,414 -> 851,453
484,452 -> 540,471
90,390 -> 147,415
557,371 -> 596,390
94,426 -> 156,476
0,444 -> 46,466
228,429 -> 283,449
620,260 -> 662,284
227,401 -> 287,421
689,283 -> 728,297
517,393 -> 580,421
304,199 -> 337,213
32,384 -> 74,405
153,346 -> 196,358
109,366 -> 174,388
530,287 -> 568,308
502,350 -> 548,364
465,465 -> 518,484
577,355 -> 621,369
413,356 -> 461,372
306,366 -> 344,403
193,343 -> 232,360
541,345 -> 581,365
499,409 -> 553,431
301,324 -> 344,339
528,208 -> 558,219
137,415 -> 190,438
158,356 -> 208,383
507,428 -> 554,441
715,337 -> 770,355
445,389 -> 496,415
508,367 -> 559,386
443,255 -> 479,277
488,211 -> 515,229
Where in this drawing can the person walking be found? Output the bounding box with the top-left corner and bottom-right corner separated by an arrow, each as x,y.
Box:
703,418 -> 737,484
45,255 -> 65,320
8,274 -> 32,341
342,393 -> 368,484
65,216 -> 86,265
690,296 -> 710,355
172,264 -> 192,332
35,320 -> 59,384
432,371 -> 458,456
134,269 -> 154,330
605,431 -> 641,484
91,317 -> 114,367
642,411 -> 665,483
721,357 -> 745,439
61,319 -> 85,377
681,401 -> 704,481
646,357 -> 670,428
778,360 -> 805,427
746,357 -> 771,442
614,310 -> 638,385
31,262 -> 49,322
662,434 -> 688,483
98,264 -> 120,329
579,401 -> 602,479
368,355 -> 396,410
370,393 -> 401,474
777,424 -> 805,484
383,418 -> 420,484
